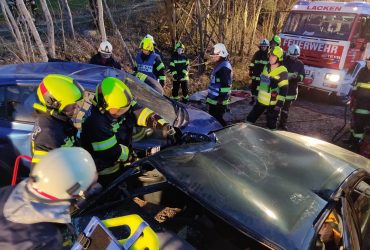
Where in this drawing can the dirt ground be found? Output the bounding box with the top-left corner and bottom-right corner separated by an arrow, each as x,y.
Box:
191,89 -> 351,147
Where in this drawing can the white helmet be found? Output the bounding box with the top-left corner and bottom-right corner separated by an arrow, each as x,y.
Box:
145,34 -> 156,45
29,147 -> 97,201
99,41 -> 113,54
288,44 -> 300,56
212,43 -> 229,58
260,39 -> 269,47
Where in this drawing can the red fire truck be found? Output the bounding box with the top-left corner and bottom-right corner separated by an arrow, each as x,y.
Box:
280,1 -> 370,97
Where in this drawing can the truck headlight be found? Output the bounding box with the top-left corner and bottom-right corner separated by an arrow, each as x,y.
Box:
325,73 -> 340,82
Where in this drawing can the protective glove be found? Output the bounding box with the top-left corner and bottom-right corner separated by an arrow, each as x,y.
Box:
162,124 -> 176,139
288,72 -> 298,80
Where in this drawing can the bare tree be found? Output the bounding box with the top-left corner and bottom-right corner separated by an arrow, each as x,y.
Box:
97,0 -> 106,41
247,0 -> 264,56
0,0 -> 27,61
40,0 -> 55,58
16,0 -> 48,61
59,0 -> 75,39
103,0 -> 134,67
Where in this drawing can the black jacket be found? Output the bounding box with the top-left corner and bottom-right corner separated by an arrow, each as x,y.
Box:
249,49 -> 269,80
81,103 -> 168,171
31,110 -> 78,165
89,53 -> 122,70
0,185 -> 63,250
283,57 -> 305,97
353,67 -> 370,111
169,53 -> 189,81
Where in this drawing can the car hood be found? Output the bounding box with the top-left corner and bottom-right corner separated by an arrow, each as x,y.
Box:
0,62 -> 220,132
145,123 -> 370,249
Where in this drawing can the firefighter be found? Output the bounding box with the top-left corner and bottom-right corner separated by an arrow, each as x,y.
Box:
81,77 -> 175,186
278,44 -> 305,130
134,37 -> 166,87
0,147 -> 98,249
248,39 -> 270,105
207,43 -> 233,127
89,41 -> 122,70
144,34 -> 163,60
246,46 -> 288,130
169,41 -> 190,102
269,34 -> 281,50
348,56 -> 370,151
31,74 -> 84,165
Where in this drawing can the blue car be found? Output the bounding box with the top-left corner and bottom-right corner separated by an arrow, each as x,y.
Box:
0,62 -> 221,186
2,63 -> 370,250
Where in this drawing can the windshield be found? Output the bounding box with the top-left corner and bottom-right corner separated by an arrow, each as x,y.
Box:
283,12 -> 356,40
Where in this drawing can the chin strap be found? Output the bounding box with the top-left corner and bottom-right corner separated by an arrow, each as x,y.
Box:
33,103 -> 69,122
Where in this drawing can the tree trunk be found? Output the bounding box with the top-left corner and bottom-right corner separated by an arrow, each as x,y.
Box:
103,0 -> 134,68
248,0 -> 263,57
196,0 -> 204,73
57,0 -> 67,55
0,0 -> 27,61
238,0 -> 248,55
60,0 -> 75,39
39,0 -> 55,58
15,0 -> 48,61
97,0 -> 106,41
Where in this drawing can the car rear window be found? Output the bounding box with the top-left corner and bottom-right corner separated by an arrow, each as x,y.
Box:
0,85 -> 37,123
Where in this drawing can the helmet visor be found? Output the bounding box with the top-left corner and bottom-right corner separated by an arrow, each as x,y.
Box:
100,52 -> 112,59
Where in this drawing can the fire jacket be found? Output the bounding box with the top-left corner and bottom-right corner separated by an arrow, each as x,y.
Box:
134,52 -> 166,86
249,49 -> 269,83
352,67 -> 370,114
257,65 -> 288,107
31,104 -> 77,165
81,102 -> 168,174
283,57 -> 305,101
206,59 -> 233,106
89,53 -> 122,70
169,53 -> 189,81
0,180 -> 68,249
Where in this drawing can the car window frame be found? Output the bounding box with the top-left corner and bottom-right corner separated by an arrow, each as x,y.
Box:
346,177 -> 370,249
341,196 -> 361,250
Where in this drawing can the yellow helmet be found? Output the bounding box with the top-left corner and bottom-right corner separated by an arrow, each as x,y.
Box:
95,77 -> 133,110
174,41 -> 185,51
102,214 -> 159,250
270,46 -> 284,62
37,74 -> 84,112
140,37 -> 154,52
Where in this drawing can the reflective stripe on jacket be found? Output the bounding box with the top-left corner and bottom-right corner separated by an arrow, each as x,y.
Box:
257,65 -> 288,106
249,50 -> 269,83
31,105 -> 77,165
283,57 -> 305,101
81,103 -> 168,173
352,68 -> 370,113
206,59 -> 233,106
169,53 -> 189,81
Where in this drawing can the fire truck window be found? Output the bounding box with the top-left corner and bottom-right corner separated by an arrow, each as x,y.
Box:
283,12 -> 355,40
